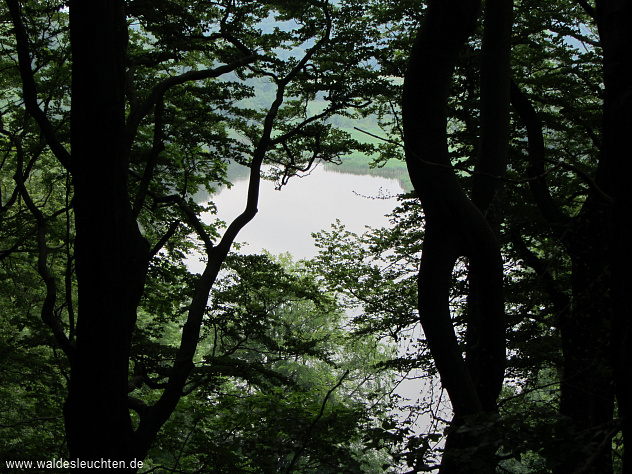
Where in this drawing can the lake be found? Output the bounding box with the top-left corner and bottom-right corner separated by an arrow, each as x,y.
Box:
188,161 -> 408,271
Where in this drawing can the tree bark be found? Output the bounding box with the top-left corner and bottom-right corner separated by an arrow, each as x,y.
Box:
64,0 -> 148,463
558,200 -> 614,474
540,2 -> 631,471
467,0 -> 513,414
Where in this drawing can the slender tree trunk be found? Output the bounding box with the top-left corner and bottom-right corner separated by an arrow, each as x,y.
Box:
467,0 -> 512,413
64,0 -> 148,463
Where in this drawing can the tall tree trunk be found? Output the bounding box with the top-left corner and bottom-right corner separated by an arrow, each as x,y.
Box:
553,2 -> 632,471
596,1 -> 632,471
64,0 -> 148,463
467,0 -> 512,412
557,200 -> 614,474
402,1 -> 506,471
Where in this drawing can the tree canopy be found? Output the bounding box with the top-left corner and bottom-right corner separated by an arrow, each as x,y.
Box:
1,0 -> 631,472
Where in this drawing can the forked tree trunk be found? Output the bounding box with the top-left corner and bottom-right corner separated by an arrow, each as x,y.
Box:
402,1 -> 507,471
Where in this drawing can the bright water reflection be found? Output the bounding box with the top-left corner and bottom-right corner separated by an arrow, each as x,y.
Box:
188,163 -> 405,272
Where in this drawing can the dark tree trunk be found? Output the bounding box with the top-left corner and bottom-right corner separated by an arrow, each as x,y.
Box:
511,65 -> 615,473
403,0 -> 483,417
558,200 -> 614,474
466,0 -> 513,413
596,1 -> 632,472
553,2 -> 632,472
402,1 -> 507,471
8,0 -> 325,467
64,0 -> 148,464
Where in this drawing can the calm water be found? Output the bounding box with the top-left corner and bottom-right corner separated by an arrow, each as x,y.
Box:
188,163 -> 406,271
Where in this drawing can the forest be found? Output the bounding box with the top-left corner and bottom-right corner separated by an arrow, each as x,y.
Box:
1,0 -> 631,472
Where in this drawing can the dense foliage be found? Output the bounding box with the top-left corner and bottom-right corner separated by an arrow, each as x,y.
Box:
2,0 -> 631,472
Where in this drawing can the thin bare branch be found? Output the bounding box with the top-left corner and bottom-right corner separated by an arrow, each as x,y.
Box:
148,221 -> 181,260
0,416 -> 61,428
128,169 -> 214,255
132,91 -> 166,219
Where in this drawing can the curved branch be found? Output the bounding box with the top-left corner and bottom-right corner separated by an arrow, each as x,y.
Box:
12,135 -> 74,360
134,3 -> 335,452
128,169 -> 214,256
6,0 -> 71,170
156,194 -> 214,254
125,54 -> 258,146
403,0 -> 494,419
214,0 -> 333,260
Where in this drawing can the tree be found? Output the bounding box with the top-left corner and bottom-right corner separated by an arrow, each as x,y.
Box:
392,0 -> 631,471
401,0 -> 508,471
311,0 -> 631,471
2,0 -> 385,465
596,2 -> 632,473
135,252 -> 398,472
4,0 -> 630,470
